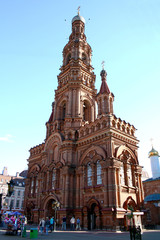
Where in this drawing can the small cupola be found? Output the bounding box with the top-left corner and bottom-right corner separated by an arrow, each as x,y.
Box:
97,66 -> 114,117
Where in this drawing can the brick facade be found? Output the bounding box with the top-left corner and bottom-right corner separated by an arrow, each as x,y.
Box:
24,13 -> 144,229
143,178 -> 160,226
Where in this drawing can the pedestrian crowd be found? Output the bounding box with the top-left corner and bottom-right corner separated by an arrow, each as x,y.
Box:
39,215 -> 81,234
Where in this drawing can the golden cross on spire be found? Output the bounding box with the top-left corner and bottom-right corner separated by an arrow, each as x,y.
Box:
77,6 -> 80,16
101,61 -> 105,70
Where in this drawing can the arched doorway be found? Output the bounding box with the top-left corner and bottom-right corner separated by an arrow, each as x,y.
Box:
45,199 -> 55,218
89,203 -> 97,230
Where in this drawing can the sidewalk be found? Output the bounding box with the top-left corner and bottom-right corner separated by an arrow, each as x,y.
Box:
0,227 -> 160,240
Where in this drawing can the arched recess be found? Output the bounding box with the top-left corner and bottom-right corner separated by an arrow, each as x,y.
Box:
44,133 -> 62,152
115,145 -> 138,164
28,164 -> 40,175
123,196 -> 137,211
65,53 -> 71,65
42,194 -> 61,218
80,145 -> 107,165
82,95 -> 95,122
86,198 -> 102,230
43,194 -> 60,210
87,197 -> 101,209
55,96 -> 68,120
82,52 -> 88,64
83,100 -> 91,122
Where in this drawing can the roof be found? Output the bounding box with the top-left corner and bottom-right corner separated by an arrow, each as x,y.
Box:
19,170 -> 28,178
72,15 -> 85,24
98,69 -> 110,95
13,178 -> 25,187
143,176 -> 160,182
48,111 -> 54,123
148,147 -> 159,157
99,80 -> 110,94
144,193 -> 160,202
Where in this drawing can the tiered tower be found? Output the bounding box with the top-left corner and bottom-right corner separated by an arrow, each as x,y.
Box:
25,12 -> 144,230
46,12 -> 97,141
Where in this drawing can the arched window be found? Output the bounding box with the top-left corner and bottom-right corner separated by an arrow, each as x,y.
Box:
87,163 -> 92,186
66,53 -> 71,65
97,161 -> 102,185
31,179 -> 34,195
53,146 -> 58,162
128,165 -> 133,186
82,53 -> 87,64
62,103 -> 66,120
120,165 -> 125,185
52,171 -> 56,189
83,102 -> 88,121
83,100 -> 91,122
35,178 -> 38,194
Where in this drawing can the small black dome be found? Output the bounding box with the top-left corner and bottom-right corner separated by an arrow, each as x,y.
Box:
100,69 -> 107,77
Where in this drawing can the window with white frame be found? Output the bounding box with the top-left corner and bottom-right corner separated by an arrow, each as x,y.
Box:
97,161 -> 102,185
87,163 -> 92,186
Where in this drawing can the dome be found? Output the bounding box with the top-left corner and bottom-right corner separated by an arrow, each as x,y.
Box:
72,15 -> 85,24
100,69 -> 107,77
148,147 -> 159,157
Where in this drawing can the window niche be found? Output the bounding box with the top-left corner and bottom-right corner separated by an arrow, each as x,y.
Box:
83,100 -> 91,122
96,161 -> 102,185
66,53 -> 71,65
87,163 -> 92,186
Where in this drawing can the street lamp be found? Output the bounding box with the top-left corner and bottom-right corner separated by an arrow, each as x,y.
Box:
7,178 -> 15,211
7,178 -> 15,197
52,200 -> 60,231
0,194 -> 2,212
0,194 -> 2,225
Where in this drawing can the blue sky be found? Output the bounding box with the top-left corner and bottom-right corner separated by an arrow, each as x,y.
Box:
0,0 -> 160,176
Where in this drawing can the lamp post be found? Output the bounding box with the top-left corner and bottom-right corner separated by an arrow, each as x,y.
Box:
7,178 -> 15,211
0,193 -> 2,212
0,193 -> 2,225
52,200 -> 60,231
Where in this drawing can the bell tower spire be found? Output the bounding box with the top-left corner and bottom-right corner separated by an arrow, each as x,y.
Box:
49,12 -> 97,135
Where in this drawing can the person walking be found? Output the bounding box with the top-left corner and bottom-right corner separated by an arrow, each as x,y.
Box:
45,217 -> 50,234
39,218 -> 45,234
76,217 -> 81,230
70,216 -> 75,231
50,216 -> 54,232
62,216 -> 66,231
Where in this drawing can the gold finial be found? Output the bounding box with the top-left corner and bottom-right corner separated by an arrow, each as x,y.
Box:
101,61 -> 105,70
77,6 -> 80,16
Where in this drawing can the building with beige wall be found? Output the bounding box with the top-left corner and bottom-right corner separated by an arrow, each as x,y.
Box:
0,168 -> 26,213
24,13 -> 144,230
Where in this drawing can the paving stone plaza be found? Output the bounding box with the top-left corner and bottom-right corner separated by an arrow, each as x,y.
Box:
0,228 -> 160,240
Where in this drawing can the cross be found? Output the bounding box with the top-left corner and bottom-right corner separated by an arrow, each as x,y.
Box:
150,138 -> 153,147
77,6 -> 80,16
101,61 -> 105,70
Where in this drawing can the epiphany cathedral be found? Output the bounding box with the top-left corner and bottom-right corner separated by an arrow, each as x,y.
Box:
24,13 -> 144,229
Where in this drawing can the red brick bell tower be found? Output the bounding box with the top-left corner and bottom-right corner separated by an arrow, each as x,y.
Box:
24,12 -> 144,230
